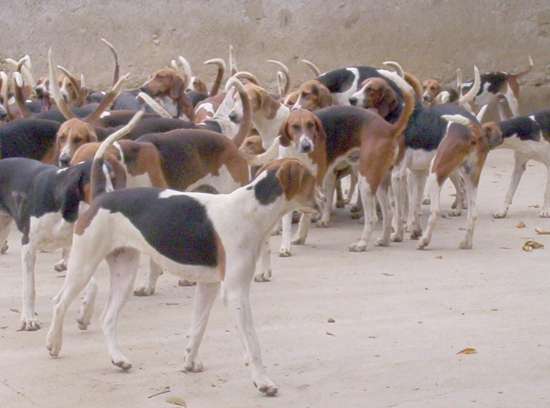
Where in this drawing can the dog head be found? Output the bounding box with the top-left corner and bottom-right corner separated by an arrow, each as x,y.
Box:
140,68 -> 187,99
279,109 -> 326,154
349,78 -> 399,120
291,80 -> 332,111
481,121 -> 504,149
254,158 -> 318,212
229,83 -> 277,123
279,90 -> 298,109
422,79 -> 442,104
56,118 -> 98,167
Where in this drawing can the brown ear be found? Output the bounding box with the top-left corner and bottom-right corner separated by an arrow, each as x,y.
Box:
313,115 -> 327,143
279,119 -> 292,147
106,154 -> 127,190
261,89 -> 277,120
276,159 -> 314,201
85,123 -> 98,143
170,75 -> 186,99
482,122 -> 503,148
318,86 -> 333,108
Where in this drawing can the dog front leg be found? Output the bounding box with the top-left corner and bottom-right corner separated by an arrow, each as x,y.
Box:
418,172 -> 442,250
183,282 -> 220,372
254,237 -> 272,282
292,213 -> 311,245
20,244 -> 39,331
76,276 -> 99,330
0,213 -> 12,254
459,171 -> 479,249
494,151 -> 529,219
317,172 -> 337,227
391,165 -> 407,242
133,257 -> 163,296
278,212 -> 293,257
409,169 -> 428,240
375,173 -> 393,247
541,165 -> 550,218
54,246 -> 70,272
102,248 -> 141,370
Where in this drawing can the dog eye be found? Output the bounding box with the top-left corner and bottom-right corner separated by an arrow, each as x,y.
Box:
73,137 -> 81,144
291,124 -> 300,131
306,122 -> 314,130
301,91 -> 309,98
58,136 -> 66,143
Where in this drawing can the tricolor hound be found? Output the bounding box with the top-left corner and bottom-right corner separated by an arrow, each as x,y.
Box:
481,109 -> 550,218
46,147 -> 317,396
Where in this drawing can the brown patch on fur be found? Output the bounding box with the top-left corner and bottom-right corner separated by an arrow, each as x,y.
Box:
258,158 -> 316,203
295,80 -> 333,111
422,79 -> 442,103
55,118 -> 98,164
481,122 -> 505,148
245,83 -> 279,120
193,92 -> 227,124
214,231 -> 226,281
75,204 -> 100,236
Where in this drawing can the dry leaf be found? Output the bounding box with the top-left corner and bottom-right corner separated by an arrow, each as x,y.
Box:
529,204 -> 540,208
435,255 -> 443,259
326,331 -> 335,337
456,348 -> 477,355
9,308 -> 19,313
523,239 -> 544,252
327,318 -> 335,323
382,272 -> 393,276
166,396 -> 187,407
535,227 -> 550,235
516,221 -> 526,228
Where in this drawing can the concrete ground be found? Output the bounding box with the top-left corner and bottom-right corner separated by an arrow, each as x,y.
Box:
1,148 -> 550,408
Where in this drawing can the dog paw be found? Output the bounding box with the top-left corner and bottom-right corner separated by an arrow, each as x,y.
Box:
111,357 -> 132,371
391,232 -> 404,242
493,210 -> 507,219
1,241 -> 8,254
375,237 -> 390,247
53,259 -> 67,272
278,248 -> 292,257
350,205 -> 361,213
448,210 -> 462,217
540,210 -> 550,218
410,229 -> 423,240
459,240 -> 473,249
133,286 -> 155,297
183,359 -> 204,373
46,332 -> 62,357
335,200 -> 345,209
316,220 -> 329,228
291,236 -> 306,245
350,212 -> 361,220
76,317 -> 90,331
18,318 -> 40,332
422,197 -> 431,205
178,279 -> 196,287
271,228 -> 281,236
417,238 -> 429,250
254,270 -> 272,282
349,242 -> 367,252
256,383 -> 278,396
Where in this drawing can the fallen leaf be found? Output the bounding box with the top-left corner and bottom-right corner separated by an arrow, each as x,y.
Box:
535,227 -> 550,235
529,204 -> 540,208
9,308 -> 19,313
166,396 -> 187,407
327,318 -> 335,323
1,326 -> 7,329
382,272 -> 393,276
326,331 -> 335,337
516,221 -> 526,228
457,348 -> 477,355
523,239 -> 544,252
435,255 -> 443,259
165,302 -> 179,306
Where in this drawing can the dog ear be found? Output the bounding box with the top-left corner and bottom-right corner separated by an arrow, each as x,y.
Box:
378,85 -> 398,119
106,154 -> 127,190
85,123 -> 98,143
482,122 -> 503,149
276,159 -> 315,201
318,85 -> 333,109
279,118 -> 292,147
313,115 -> 327,143
57,166 -> 86,223
261,88 -> 277,120
169,74 -> 186,100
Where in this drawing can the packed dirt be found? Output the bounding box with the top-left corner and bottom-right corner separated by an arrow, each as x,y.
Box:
1,148 -> 550,408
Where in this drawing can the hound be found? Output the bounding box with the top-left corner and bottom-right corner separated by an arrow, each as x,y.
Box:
46,148 -> 317,397
482,109 -> 550,218
460,56 -> 533,120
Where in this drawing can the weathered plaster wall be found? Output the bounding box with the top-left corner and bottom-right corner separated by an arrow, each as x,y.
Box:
1,1 -> 550,113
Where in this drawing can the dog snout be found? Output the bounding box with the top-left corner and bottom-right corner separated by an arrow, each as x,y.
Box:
229,112 -> 239,123
422,94 -> 429,102
299,142 -> 313,153
349,97 -> 357,106
59,156 -> 71,168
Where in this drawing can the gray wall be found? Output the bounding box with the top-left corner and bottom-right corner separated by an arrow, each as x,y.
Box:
2,0 -> 550,113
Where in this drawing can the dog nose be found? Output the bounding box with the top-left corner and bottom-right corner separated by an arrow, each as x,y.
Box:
228,112 -> 238,122
35,87 -> 44,98
59,157 -> 70,168
299,142 -> 312,153
422,95 -> 429,102
139,86 -> 148,93
349,97 -> 357,106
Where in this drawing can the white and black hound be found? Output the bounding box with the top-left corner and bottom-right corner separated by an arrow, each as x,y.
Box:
0,157 -> 124,330
46,127 -> 318,397
481,109 -> 550,218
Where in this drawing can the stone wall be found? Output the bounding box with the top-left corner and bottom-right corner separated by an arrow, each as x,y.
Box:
2,0 -> 550,113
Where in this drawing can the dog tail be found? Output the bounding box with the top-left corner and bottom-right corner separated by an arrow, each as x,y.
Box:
458,66 -> 480,106
300,59 -> 322,77
511,56 -> 534,79
90,109 -> 144,199
204,58 -> 226,96
384,74 -> 415,138
225,77 -> 252,148
101,38 -> 119,87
